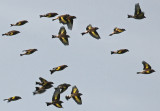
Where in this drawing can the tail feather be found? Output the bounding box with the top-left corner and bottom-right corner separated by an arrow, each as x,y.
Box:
40,15 -> 44,18
36,82 -> 41,85
46,102 -> 52,106
111,51 -> 114,55
3,99 -> 8,101
50,70 -> 55,74
128,15 -> 133,18
2,34 -> 5,36
81,32 -> 86,36
109,33 -> 113,36
20,54 -> 24,56
65,95 -> 71,100
52,35 -> 57,38
52,19 -> 56,21
10,24 -> 14,27
33,92 -> 36,95
137,72 -> 141,74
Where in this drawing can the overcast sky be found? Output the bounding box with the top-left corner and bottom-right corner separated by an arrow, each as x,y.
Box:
0,0 -> 160,111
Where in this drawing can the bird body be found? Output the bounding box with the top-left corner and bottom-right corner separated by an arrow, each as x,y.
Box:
137,61 -> 155,74
52,26 -> 70,46
46,88 -> 63,108
81,24 -> 100,39
2,30 -> 20,36
109,27 -> 125,36
40,13 -> 58,18
50,65 -> 68,74
65,86 -> 82,105
10,20 -> 28,26
4,96 -> 22,102
111,49 -> 129,54
128,3 -> 146,19
20,49 -> 37,56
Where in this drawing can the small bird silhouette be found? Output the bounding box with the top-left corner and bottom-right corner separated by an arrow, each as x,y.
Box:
111,49 -> 129,54
36,77 -> 54,89
20,49 -> 37,56
4,96 -> 22,102
66,15 -> 76,30
65,86 -> 82,105
46,88 -> 63,108
137,61 -> 155,74
10,20 -> 28,27
40,13 -> 58,18
128,3 -> 146,19
2,30 -> 20,36
52,27 -> 70,46
109,27 -> 126,36
50,65 -> 68,74
81,24 -> 100,39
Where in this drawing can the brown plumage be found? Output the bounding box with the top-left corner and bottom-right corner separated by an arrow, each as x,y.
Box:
20,49 -> 37,56
2,30 -> 20,36
137,61 -> 155,74
109,27 -> 126,36
10,20 -> 28,26
50,65 -> 68,74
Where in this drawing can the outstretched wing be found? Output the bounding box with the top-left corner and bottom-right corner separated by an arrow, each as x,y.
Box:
59,37 -> 69,46
89,30 -> 100,39
142,61 -> 151,70
52,88 -> 60,101
39,77 -> 48,84
86,24 -> 92,30
67,18 -> 73,30
58,26 -> 66,35
73,95 -> 82,105
135,3 -> 142,15
71,86 -> 79,94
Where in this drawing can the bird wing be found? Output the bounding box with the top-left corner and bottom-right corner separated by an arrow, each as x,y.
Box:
52,88 -> 60,101
39,77 -> 48,84
135,3 -> 142,15
86,24 -> 93,30
142,61 -> 151,70
71,86 -> 79,94
67,18 -> 73,30
89,30 -> 100,39
58,26 -> 66,35
73,96 -> 82,105
54,102 -> 63,108
59,37 -> 69,45
59,15 -> 68,24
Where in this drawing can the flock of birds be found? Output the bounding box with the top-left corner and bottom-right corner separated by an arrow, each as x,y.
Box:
2,3 -> 155,109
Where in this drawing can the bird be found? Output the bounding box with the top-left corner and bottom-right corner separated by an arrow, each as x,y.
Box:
4,96 -> 22,102
66,15 -> 76,30
10,20 -> 28,27
40,13 -> 58,18
57,83 -> 71,94
50,65 -> 68,74
137,61 -> 155,74
65,85 -> 82,105
36,77 -> 54,89
52,26 -> 70,46
111,49 -> 129,54
81,24 -> 100,39
2,30 -> 20,36
20,49 -> 38,56
33,86 -> 46,95
128,3 -> 146,19
52,14 -> 69,24
109,27 -> 126,36
46,88 -> 63,108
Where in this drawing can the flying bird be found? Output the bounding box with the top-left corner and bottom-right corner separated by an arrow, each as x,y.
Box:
10,20 -> 28,27
81,24 -> 100,39
4,96 -> 22,102
20,49 -> 37,56
57,83 -> 71,94
52,26 -> 70,46
46,88 -> 63,108
2,30 -> 20,36
128,3 -> 146,19
66,15 -> 76,30
33,87 -> 46,95
137,61 -> 155,74
111,49 -> 129,54
40,13 -> 58,18
36,77 -> 54,89
50,65 -> 68,74
52,14 -> 69,24
65,86 -> 82,105
109,27 -> 126,36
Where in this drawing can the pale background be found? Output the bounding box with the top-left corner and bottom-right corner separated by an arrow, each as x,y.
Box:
0,0 -> 160,111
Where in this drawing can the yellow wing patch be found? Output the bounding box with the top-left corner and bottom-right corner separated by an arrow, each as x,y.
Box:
61,17 -> 67,24
55,103 -> 62,108
75,96 -> 81,103
91,31 -> 98,37
56,66 -> 61,71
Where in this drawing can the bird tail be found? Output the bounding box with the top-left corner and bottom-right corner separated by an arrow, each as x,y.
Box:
52,18 -> 56,21
109,33 -> 113,36
46,102 -> 52,106
10,24 -> 14,27
2,34 -> 5,36
52,35 -> 57,38
36,82 -> 41,85
137,72 -> 141,74
81,32 -> 86,36
65,95 -> 71,100
20,54 -> 24,56
40,15 -> 44,18
111,51 -> 115,55
3,99 -> 8,101
128,15 -> 133,18
50,70 -> 55,74
33,92 -> 36,95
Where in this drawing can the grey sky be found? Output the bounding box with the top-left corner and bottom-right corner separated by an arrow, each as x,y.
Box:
1,0 -> 160,111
